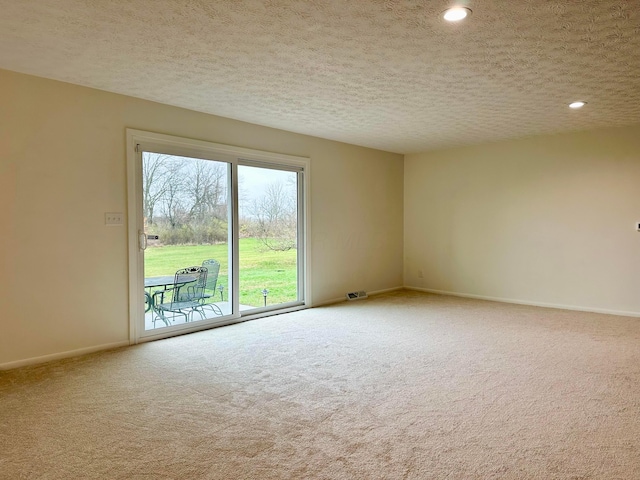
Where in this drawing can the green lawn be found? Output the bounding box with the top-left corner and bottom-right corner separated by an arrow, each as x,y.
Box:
144,238 -> 297,307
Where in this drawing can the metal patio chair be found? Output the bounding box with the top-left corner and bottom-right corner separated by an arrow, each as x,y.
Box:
193,259 -> 224,316
152,266 -> 208,326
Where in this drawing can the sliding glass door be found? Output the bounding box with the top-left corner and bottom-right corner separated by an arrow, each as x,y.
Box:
141,152 -> 232,331
127,130 -> 308,342
238,164 -> 303,312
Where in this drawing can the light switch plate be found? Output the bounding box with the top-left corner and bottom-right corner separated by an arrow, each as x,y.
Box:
105,212 -> 124,226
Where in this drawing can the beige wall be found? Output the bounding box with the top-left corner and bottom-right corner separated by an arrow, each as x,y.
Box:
5,66 -> 638,368
405,125 -> 640,315
0,69 -> 404,367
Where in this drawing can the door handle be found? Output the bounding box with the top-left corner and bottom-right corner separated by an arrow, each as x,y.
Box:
139,231 -> 147,251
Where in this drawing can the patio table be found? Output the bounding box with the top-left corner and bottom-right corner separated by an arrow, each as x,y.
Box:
144,275 -> 196,313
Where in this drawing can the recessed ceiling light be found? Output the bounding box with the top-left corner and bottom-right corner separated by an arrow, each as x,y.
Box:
443,7 -> 472,22
569,101 -> 586,109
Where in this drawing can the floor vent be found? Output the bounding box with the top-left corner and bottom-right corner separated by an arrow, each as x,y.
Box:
346,291 -> 368,301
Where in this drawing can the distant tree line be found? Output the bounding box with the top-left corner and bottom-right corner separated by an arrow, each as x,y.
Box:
143,153 -> 228,244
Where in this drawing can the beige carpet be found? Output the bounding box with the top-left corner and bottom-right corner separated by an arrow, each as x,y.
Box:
1,291 -> 640,479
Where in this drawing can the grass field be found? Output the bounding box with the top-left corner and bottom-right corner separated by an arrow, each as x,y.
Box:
144,238 -> 297,307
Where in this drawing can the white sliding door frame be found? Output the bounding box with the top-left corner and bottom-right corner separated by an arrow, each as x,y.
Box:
126,129 -> 311,344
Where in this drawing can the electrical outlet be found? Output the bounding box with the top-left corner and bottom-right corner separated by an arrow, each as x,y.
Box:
105,212 -> 124,226
637,222 -> 640,232
418,269 -> 424,279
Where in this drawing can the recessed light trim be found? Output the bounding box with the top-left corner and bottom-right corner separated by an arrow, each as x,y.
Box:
443,7 -> 472,22
569,101 -> 586,109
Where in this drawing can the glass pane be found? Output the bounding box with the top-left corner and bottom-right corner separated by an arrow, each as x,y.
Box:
142,152 -> 232,331
238,165 -> 299,310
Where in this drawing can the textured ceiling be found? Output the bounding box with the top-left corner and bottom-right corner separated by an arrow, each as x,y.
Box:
0,0 -> 639,154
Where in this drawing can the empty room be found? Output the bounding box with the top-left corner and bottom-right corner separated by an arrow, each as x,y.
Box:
1,1 -> 639,478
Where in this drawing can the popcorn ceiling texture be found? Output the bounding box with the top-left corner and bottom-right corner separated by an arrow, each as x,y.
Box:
0,0 -> 639,153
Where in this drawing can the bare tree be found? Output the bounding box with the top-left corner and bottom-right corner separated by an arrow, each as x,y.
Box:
162,159 -> 187,228
205,163 -> 227,219
251,181 -> 297,251
143,154 -> 229,244
186,161 -> 227,222
142,153 -> 171,224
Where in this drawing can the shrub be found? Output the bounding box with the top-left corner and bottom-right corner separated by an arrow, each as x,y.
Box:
152,219 -> 228,245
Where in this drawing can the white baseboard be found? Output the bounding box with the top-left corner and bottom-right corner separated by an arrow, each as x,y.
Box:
369,286 -> 404,296
313,286 -> 404,308
14,286 -> 630,370
405,286 -> 640,318
0,341 -> 130,371
313,296 -> 347,307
